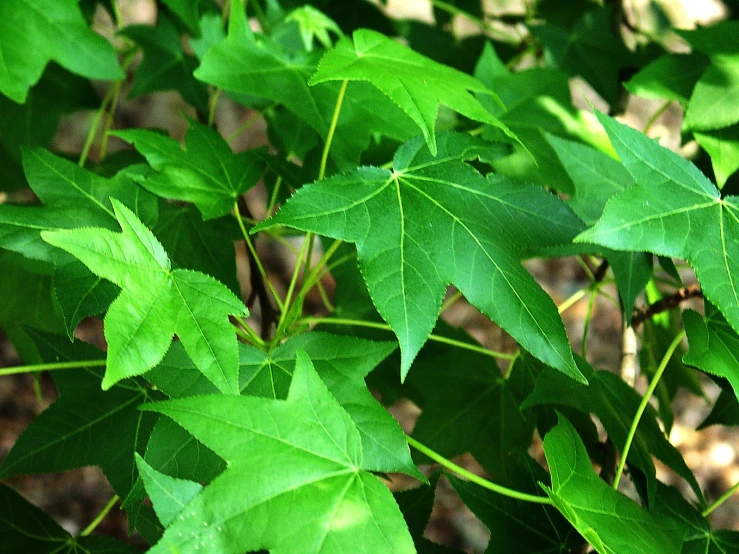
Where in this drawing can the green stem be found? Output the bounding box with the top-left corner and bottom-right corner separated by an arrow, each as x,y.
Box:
0,359 -> 106,377
613,330 -> 686,490
233,319 -> 266,348
702,480 -> 739,517
300,317 -> 517,360
80,495 -> 119,536
233,203 -> 284,311
407,436 -> 553,505
265,175 -> 283,217
207,88 -> 222,127
318,80 -> 348,181
557,288 -> 588,315
440,291 -> 463,314
247,0 -> 270,32
580,289 -> 597,359
643,100 -> 672,135
275,237 -> 312,337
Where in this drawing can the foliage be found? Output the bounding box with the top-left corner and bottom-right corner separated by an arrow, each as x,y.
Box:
1,0 -> 738,552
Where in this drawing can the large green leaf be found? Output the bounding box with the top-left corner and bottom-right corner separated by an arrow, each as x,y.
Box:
194,1 -> 417,170
121,15 -> 209,111
576,113 -> 739,342
42,199 -> 247,393
542,416 -> 683,554
113,120 -> 264,220
310,28 -> 516,156
683,303 -> 739,399
522,358 -> 702,504
257,133 -> 583,380
0,330 -> 157,499
142,351 -> 415,554
0,484 -> 139,554
0,0 -> 122,104
146,333 -> 421,479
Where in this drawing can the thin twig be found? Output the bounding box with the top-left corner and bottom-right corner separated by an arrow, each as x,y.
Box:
631,284 -> 703,327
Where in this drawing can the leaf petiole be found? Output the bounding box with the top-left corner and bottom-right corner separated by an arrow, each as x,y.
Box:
80,495 -> 119,537
406,436 -> 553,505
300,317 -> 517,360
0,359 -> 106,377
318,79 -> 348,181
702,480 -> 739,517
612,330 -> 686,490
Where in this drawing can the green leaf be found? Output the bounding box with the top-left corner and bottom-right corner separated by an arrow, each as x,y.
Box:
695,124 -> 739,188
532,6 -> 633,105
0,64 -> 98,160
407,326 -> 534,480
683,304 -> 739,400
135,454 -> 204,527
147,332 -> 421,479
154,204 -> 240,295
625,53 -> 709,105
448,460 -> 583,553
112,120 -> 264,220
41,199 -> 247,393
545,133 -> 634,225
194,2 -> 417,169
0,484 -> 140,554
285,5 -> 342,51
0,0 -> 123,104
394,473 -> 460,553
542,415 -> 683,554
161,0 -> 202,35
684,55 -> 739,131
608,251 -> 653,323
0,330 -> 157,499
0,148 -> 159,334
257,133 -> 584,381
522,358 -> 702,504
576,113 -> 739,344
654,483 -> 739,553
121,15 -> 209,111
0,252 -> 65,362
699,388 -> 739,428
310,28 -> 517,156
142,351 -> 415,554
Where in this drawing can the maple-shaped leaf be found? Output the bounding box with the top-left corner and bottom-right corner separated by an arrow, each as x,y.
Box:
41,199 -> 247,393
0,330 -> 157,500
285,5 -> 342,52
144,333 -> 422,479
310,28 -> 517,156
542,416 -> 683,554
257,133 -> 584,381
0,148 -> 158,334
576,113 -> 739,341
141,351 -> 415,554
113,119 -> 264,220
121,15 -> 209,111
194,2 -> 416,170
0,0 -> 123,104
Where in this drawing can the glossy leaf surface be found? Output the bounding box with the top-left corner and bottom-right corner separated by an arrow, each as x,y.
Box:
42,200 -> 247,392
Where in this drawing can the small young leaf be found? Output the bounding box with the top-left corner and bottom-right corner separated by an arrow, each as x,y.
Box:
694,124 -> 739,188
257,133 -> 584,381
42,199 -> 247,393
113,120 -> 264,220
310,28 -> 517,155
542,415 -> 683,554
0,0 -> 123,103
142,351 -> 415,554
